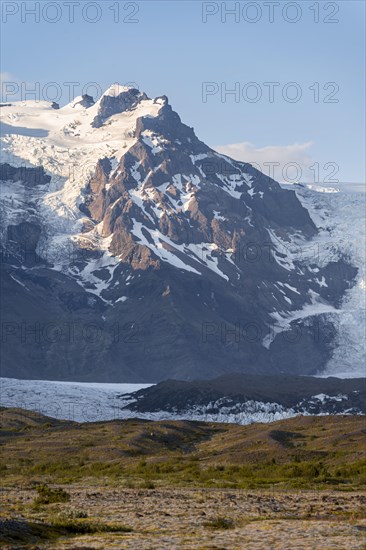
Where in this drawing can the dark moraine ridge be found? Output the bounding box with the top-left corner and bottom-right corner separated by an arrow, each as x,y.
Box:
125,374 -> 366,415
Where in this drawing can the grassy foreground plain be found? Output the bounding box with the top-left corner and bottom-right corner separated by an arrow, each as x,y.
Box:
0,408 -> 365,548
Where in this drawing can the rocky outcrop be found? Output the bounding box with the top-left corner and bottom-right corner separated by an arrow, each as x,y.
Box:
92,88 -> 148,128
74,94 -> 95,109
6,222 -> 42,267
0,163 -> 51,187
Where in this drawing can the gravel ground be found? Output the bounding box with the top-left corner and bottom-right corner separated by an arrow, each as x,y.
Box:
1,486 -> 365,549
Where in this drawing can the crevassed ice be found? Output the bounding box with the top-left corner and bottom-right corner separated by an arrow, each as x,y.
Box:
284,183 -> 366,378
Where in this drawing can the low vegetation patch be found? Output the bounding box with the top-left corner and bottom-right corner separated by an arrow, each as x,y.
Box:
33,484 -> 70,505
203,516 -> 234,530
1,411 -> 365,490
49,517 -> 132,534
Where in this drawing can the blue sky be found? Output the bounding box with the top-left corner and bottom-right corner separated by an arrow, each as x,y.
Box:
1,0 -> 365,183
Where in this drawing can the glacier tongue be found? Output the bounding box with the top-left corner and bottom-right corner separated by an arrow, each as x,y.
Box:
1,376 -> 362,424
281,182 -> 366,378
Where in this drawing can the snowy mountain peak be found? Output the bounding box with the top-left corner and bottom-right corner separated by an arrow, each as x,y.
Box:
0,83 -> 362,382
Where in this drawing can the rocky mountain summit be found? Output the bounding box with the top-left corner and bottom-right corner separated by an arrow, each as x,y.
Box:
0,84 -> 358,381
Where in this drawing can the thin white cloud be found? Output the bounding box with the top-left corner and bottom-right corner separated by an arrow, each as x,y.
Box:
213,141 -> 314,183
0,72 -> 16,82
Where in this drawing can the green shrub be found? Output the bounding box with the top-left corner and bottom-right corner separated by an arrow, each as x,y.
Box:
34,484 -> 70,505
